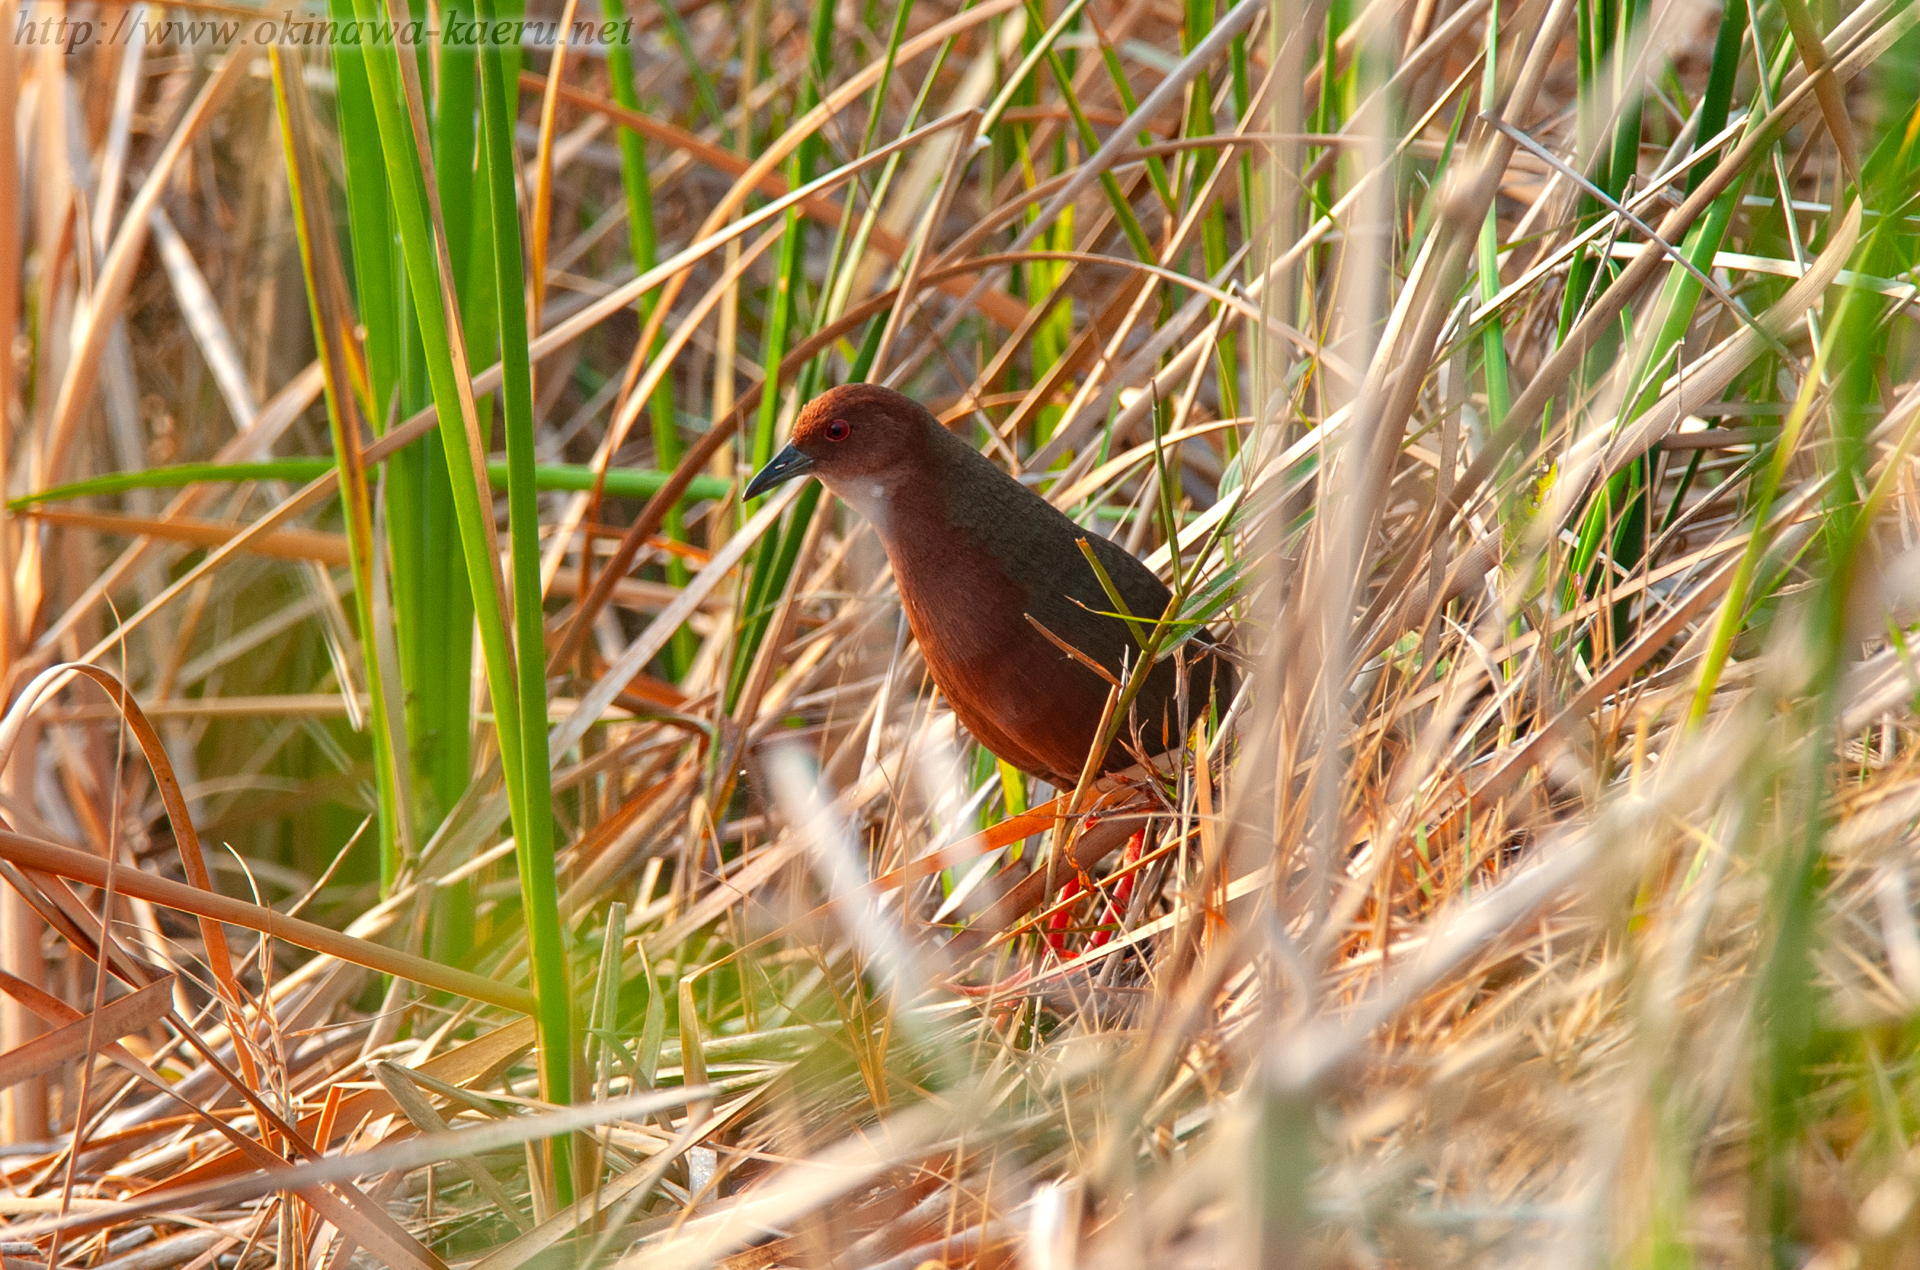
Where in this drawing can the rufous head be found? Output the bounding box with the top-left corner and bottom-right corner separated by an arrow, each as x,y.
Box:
742,384 -> 937,510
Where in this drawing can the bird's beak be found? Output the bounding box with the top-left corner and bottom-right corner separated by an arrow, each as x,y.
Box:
743,443 -> 814,501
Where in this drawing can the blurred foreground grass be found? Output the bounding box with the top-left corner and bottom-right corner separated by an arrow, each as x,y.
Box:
0,0 -> 1917,1263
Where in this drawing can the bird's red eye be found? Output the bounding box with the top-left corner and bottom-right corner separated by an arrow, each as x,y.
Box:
825,418 -> 851,442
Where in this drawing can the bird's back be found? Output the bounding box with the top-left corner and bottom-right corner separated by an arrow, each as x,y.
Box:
937,438 -> 1172,652
878,424 -> 1230,781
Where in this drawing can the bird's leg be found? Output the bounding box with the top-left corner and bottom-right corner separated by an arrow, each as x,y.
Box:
1043,874 -> 1088,958
943,810 -> 1151,971
1087,829 -> 1146,950
954,823 -> 1148,997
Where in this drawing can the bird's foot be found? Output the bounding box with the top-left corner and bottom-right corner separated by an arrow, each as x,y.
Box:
946,828 -> 1149,997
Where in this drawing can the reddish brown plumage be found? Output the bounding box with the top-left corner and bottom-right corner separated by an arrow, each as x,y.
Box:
745,384 -> 1235,786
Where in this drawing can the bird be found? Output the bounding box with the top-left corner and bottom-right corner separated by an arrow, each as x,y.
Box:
743,383 -> 1234,787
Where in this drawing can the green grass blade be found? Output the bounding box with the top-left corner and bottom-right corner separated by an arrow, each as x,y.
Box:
1021,0 -> 1155,263
649,0 -> 727,138
271,48 -> 412,887
345,0 -> 577,1165
476,0 -> 574,1187
1477,0 -> 1511,427
600,0 -> 691,676
329,0 -> 478,858
10,461 -> 730,511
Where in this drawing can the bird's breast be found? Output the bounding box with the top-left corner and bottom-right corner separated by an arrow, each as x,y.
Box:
881,518 -> 1117,781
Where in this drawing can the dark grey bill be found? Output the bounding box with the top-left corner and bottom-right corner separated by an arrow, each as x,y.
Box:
743,443 -> 815,501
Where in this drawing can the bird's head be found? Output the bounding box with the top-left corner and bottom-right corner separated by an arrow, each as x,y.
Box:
742,385 -> 935,511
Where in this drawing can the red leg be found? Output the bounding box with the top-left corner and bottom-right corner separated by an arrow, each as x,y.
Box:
1044,875 -> 1087,958
1088,829 -> 1145,949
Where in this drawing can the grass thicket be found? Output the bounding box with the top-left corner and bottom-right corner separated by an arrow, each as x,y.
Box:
0,0 -> 1917,1263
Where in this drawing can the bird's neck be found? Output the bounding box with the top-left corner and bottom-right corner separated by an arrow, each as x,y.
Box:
829,425 -> 972,554
829,473 -> 914,534
860,467 -> 960,566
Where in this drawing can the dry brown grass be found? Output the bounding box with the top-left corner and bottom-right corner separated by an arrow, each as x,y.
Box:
0,0 -> 1916,1265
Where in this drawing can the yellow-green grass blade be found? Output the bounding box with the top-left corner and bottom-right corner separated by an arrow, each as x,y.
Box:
1185,0 -> 1240,417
